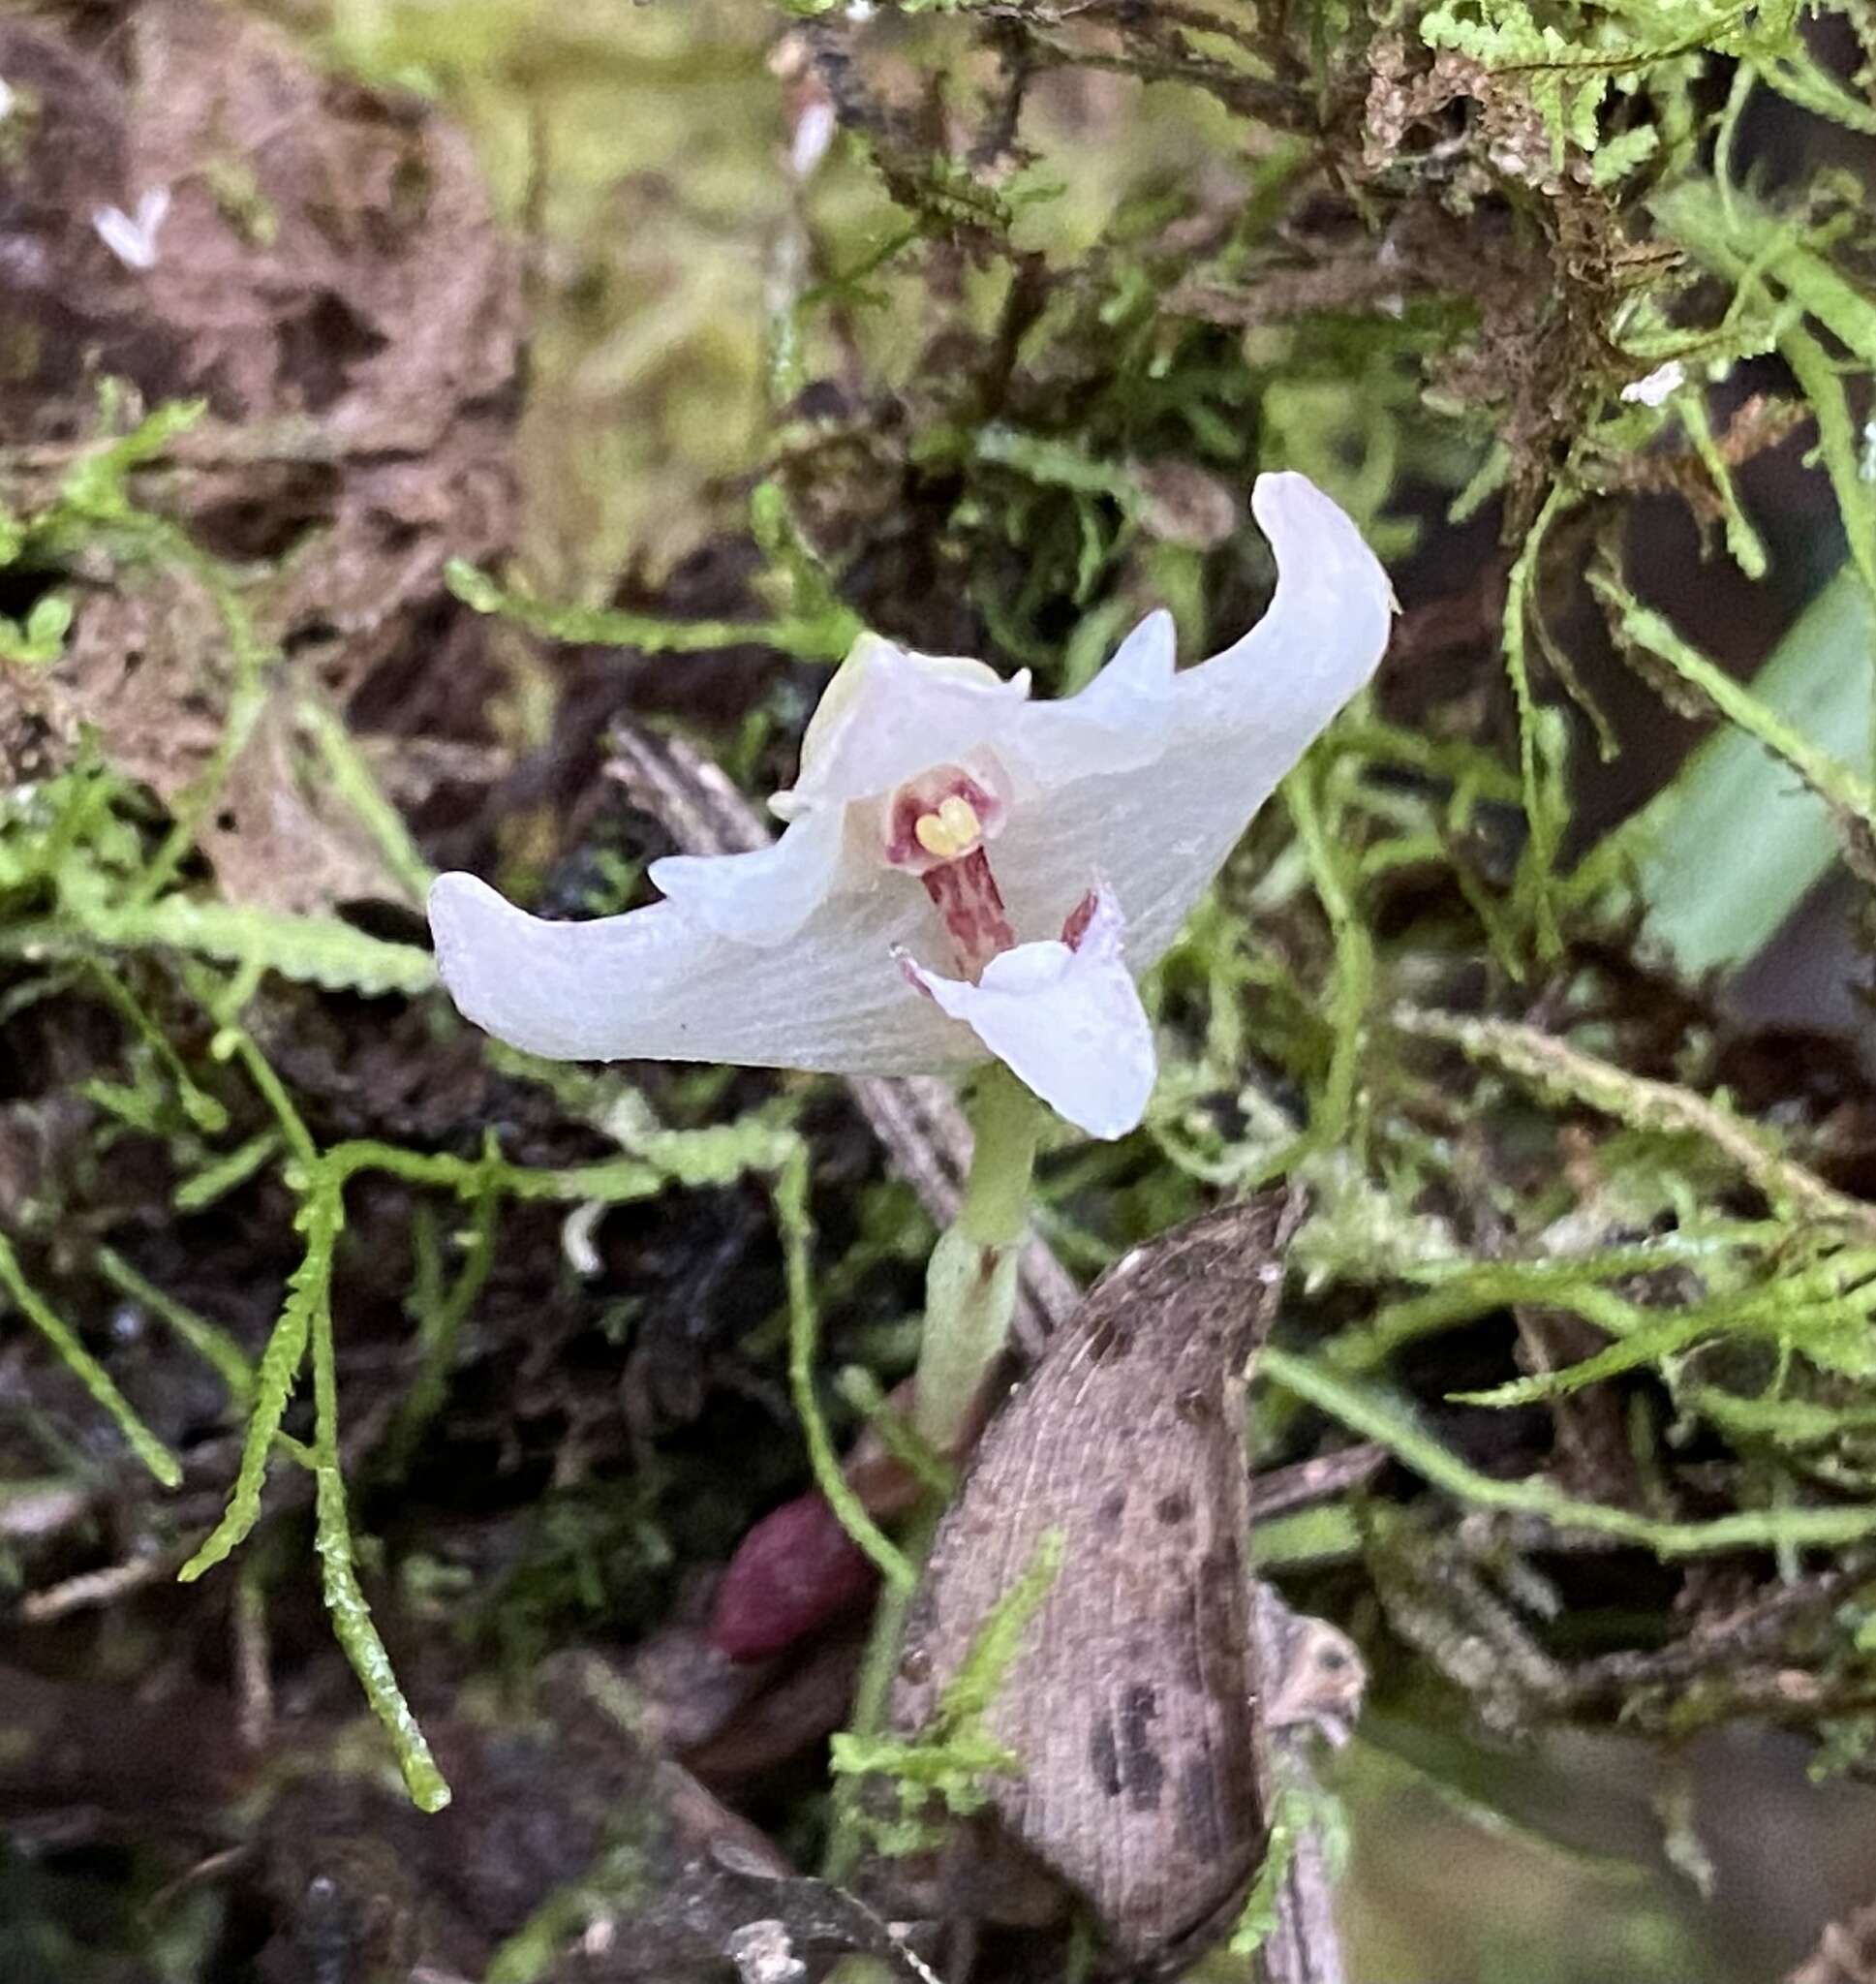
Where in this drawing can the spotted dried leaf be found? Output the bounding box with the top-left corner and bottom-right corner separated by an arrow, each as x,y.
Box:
887,1193 -> 1304,1970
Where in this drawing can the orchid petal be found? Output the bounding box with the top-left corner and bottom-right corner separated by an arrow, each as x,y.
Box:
648,803 -> 848,947
901,889 -> 1154,1139
998,607 -> 1178,791
773,633 -> 1030,820
429,871 -> 974,1074
1076,606 -> 1179,715
1184,473 -> 1398,733
986,472 -> 1394,962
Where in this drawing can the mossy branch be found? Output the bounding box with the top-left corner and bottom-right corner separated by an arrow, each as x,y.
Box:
831,1527 -> 1064,1853
0,1234 -> 183,1489
446,557 -> 859,662
1590,564 -> 1876,882
176,1184 -> 341,1581
1392,1006 -> 1876,1238
777,1147 -> 916,1594
1261,1348 -> 1876,1557
308,1168 -> 451,1814
1502,484 -> 1573,960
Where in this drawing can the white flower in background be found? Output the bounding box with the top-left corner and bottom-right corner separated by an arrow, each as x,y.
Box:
1619,358 -> 1685,408
787,94 -> 837,180
429,473 -> 1394,1138
92,187 -> 170,272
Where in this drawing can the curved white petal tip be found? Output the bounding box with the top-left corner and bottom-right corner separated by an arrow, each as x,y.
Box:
429,871 -> 580,1059
1251,471 -> 1400,618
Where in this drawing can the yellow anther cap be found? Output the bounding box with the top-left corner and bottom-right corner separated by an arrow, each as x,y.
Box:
912,793 -> 984,861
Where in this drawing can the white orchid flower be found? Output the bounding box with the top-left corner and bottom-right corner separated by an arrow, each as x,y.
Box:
1619,358 -> 1686,408
429,472 -> 1394,1139
92,188 -> 171,273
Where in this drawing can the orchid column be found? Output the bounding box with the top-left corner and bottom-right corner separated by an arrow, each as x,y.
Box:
428,473 -> 1394,1498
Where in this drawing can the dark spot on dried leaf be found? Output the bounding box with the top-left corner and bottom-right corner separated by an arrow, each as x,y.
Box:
1118,1682 -> 1165,1813
1090,1716 -> 1123,1799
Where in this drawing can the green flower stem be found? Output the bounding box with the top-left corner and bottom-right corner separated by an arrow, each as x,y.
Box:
909,1067 -> 1044,1454
823,1073 -> 1041,1877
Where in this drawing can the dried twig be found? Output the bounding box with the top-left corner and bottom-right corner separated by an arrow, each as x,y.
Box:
1253,1586 -> 1369,1984
1559,1560 -> 1862,1708
20,1549 -> 176,1622
1248,1442 -> 1386,1521
1258,1776 -> 1345,1984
